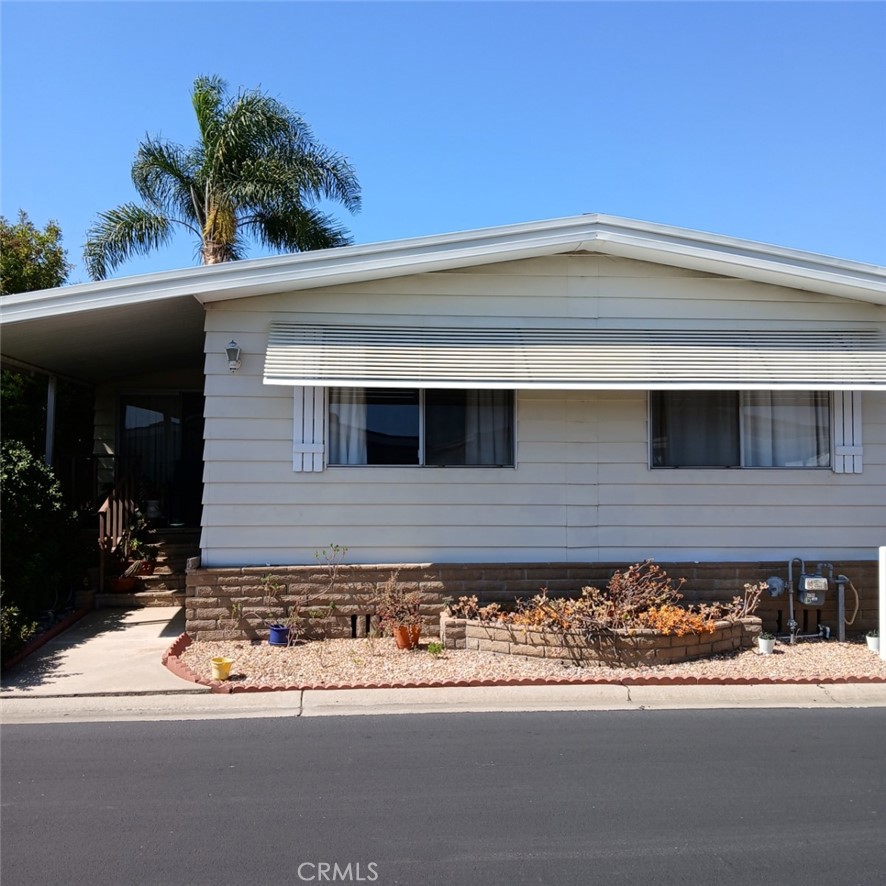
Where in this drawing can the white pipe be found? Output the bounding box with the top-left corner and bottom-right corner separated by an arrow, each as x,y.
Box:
44,375 -> 57,466
879,546 -> 885,662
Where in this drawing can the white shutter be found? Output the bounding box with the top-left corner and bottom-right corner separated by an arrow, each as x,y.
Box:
292,386 -> 326,472
833,391 -> 863,474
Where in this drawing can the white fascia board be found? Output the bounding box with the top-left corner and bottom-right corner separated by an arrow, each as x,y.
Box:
0,220 -> 587,323
591,228 -> 886,303
0,276 -> 202,323
191,219 -> 886,306
2,214 -> 885,324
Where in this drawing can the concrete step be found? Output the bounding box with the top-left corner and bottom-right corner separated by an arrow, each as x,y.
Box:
139,574 -> 186,592
96,589 -> 186,608
97,527 -> 197,609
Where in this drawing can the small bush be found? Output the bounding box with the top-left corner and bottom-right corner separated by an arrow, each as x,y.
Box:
636,604 -> 713,637
447,595 -> 504,622
1,601 -> 38,666
373,570 -> 422,632
0,440 -> 77,616
447,561 -> 752,638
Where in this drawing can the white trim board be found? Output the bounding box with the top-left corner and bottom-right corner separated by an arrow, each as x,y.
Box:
4,215 -> 886,326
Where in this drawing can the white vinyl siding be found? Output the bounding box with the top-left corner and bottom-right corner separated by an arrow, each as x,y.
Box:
200,255 -> 886,567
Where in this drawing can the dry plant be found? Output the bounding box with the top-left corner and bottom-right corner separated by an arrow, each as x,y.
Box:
447,595 -> 505,622
314,543 -> 348,594
724,581 -> 766,619
373,569 -> 422,633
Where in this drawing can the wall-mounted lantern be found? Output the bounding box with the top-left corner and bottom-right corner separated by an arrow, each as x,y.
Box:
226,340 -> 242,372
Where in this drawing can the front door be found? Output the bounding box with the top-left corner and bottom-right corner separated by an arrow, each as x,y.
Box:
119,391 -> 204,527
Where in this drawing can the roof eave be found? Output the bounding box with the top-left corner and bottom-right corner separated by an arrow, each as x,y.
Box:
2,214 -> 885,324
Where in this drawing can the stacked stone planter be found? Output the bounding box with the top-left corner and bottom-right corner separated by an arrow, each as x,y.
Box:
185,560 -> 881,641
185,564 -> 445,642
440,614 -> 762,667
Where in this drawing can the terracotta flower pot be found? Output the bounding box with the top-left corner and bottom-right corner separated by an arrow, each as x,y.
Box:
107,576 -> 138,593
393,624 -> 421,650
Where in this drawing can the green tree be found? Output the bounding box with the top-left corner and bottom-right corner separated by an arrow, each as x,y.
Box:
0,210 -> 72,295
84,75 -> 361,280
1,220 -> 85,645
1,212 -> 74,452
1,209 -> 91,504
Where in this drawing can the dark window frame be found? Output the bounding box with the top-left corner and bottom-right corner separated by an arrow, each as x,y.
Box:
649,390 -> 832,470
328,387 -> 516,467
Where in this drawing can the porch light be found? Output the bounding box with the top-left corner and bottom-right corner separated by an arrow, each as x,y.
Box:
225,340 -> 242,372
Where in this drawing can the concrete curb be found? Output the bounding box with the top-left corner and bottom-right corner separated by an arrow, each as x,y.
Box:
4,681 -> 886,725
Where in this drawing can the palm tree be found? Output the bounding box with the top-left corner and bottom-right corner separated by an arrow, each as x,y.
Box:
84,75 -> 361,280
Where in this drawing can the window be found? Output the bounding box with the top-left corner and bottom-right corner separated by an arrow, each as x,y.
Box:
650,391 -> 831,468
328,388 -> 514,466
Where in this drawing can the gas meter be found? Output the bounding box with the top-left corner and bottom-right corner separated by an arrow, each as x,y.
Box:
797,573 -> 828,606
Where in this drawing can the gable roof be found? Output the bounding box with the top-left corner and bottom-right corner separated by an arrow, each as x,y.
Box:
2,213 -> 885,381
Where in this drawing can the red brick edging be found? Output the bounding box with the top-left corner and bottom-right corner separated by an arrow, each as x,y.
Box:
161,633 -> 886,695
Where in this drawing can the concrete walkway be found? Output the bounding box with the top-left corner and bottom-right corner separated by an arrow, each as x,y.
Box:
0,607 -> 200,698
2,607 -> 886,724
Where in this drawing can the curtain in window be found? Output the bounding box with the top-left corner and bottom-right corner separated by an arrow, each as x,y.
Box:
464,390 -> 513,465
742,392 -> 830,467
329,387 -> 368,465
651,391 -> 739,467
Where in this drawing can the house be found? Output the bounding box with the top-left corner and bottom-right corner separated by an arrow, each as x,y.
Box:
2,214 -> 885,638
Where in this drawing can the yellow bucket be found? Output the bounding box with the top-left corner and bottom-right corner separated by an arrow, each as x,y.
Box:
210,656 -> 233,681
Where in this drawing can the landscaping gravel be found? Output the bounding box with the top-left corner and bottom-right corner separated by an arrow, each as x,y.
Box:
178,635 -> 886,687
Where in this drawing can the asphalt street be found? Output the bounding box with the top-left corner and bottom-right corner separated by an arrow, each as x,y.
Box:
2,708 -> 885,886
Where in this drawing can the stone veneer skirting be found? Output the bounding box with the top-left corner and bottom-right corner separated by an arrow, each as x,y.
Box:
185,560 -> 881,641
439,614 -> 762,667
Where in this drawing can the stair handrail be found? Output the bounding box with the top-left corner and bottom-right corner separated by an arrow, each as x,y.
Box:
97,468 -> 138,592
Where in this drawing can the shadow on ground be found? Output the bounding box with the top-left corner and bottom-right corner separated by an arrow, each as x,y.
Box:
0,608 -> 184,693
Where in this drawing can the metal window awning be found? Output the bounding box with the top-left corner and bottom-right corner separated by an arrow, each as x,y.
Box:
263,324 -> 886,390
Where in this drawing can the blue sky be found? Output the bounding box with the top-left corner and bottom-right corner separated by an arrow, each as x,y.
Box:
2,1 -> 884,284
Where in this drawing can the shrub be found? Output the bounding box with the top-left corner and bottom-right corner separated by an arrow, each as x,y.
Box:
635,604 -> 713,636
449,561 -> 732,638
447,595 -> 505,622
0,440 -> 77,616
1,600 -> 38,666
373,570 -> 422,632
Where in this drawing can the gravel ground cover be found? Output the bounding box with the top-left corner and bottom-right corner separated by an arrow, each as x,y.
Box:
178,635 -> 886,687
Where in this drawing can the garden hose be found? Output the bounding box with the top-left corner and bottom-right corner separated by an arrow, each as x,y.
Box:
844,580 -> 860,626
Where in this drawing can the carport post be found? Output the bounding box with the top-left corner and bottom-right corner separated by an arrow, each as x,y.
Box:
44,374 -> 56,466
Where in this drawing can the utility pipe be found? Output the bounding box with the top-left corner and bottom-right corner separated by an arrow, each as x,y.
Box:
879,546 -> 885,662
44,374 -> 57,467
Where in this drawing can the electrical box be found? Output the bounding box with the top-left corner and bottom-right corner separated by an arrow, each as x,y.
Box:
798,574 -> 828,606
